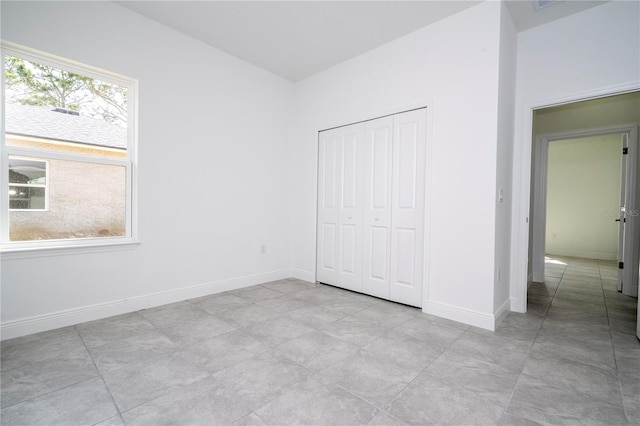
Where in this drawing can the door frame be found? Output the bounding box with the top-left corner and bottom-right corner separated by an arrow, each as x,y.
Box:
510,82 -> 640,313
531,125 -> 639,284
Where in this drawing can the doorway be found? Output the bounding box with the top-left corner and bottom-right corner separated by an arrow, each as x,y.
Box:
531,129 -> 638,297
525,91 -> 640,337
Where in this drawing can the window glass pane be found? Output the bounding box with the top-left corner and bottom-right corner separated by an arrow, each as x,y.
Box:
4,55 -> 127,159
9,158 -> 46,184
9,159 -> 126,242
9,187 -> 45,210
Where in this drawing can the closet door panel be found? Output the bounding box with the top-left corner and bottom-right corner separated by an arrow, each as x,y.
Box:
390,109 -> 426,307
336,124 -> 365,291
316,131 -> 339,285
362,116 -> 393,299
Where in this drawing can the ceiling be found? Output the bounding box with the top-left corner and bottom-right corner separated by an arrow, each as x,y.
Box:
117,1 -> 609,82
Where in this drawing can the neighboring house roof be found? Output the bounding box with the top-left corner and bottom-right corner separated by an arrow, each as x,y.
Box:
4,103 -> 127,149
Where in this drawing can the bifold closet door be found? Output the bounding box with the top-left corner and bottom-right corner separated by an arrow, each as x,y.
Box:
362,116 -> 394,299
316,108 -> 426,307
389,109 -> 426,306
316,123 -> 365,292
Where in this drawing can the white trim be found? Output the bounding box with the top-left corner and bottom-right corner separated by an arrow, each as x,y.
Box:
531,137 -> 548,282
1,41 -> 134,88
1,41 -> 138,252
288,268 -> 315,283
546,249 -> 618,261
1,239 -> 139,260
6,146 -> 128,167
421,100 -> 435,313
0,268 -> 292,340
494,298 -> 511,329
532,124 -> 639,279
510,81 -> 640,314
423,300 -> 498,331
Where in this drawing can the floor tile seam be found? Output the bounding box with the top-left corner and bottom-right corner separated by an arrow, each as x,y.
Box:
80,309 -> 175,350
0,363 -> 106,411
544,262 -> 621,383
515,370 -> 628,409
364,315 -> 418,344
502,275 -> 583,423
0,328 -> 99,409
75,324 -> 126,423
0,344 -> 99,375
312,375 -> 385,423
0,375 -> 115,419
321,380 -> 389,416
376,328 -> 469,417
239,410 -> 267,425
180,299 -> 248,318
114,373 -> 221,421
233,369 -> 316,424
501,377 -> 611,424
169,327 -> 245,355
83,333 -> 190,392
599,273 -> 621,375
138,309 -> 228,337
620,389 -> 640,424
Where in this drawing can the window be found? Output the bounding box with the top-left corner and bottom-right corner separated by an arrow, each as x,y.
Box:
9,157 -> 48,210
1,42 -> 137,251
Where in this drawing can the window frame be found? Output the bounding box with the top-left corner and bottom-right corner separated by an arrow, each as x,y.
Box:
8,156 -> 49,211
1,41 -> 138,255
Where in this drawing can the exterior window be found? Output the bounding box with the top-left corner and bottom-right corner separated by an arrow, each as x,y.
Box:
9,157 -> 48,210
1,43 -> 137,249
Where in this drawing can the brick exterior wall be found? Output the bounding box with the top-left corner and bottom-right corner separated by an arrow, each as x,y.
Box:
8,136 -> 127,241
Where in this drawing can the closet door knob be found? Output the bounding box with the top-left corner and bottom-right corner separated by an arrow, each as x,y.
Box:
347,215 -> 352,219
374,217 -> 379,221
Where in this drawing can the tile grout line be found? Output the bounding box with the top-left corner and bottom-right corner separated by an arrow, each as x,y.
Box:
498,256 -> 567,425
598,259 -> 631,423
375,325 -> 469,419
74,324 -> 126,426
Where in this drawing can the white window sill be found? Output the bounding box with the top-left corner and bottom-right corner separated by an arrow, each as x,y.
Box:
1,239 -> 140,260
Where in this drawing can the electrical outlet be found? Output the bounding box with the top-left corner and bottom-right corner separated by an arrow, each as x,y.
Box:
261,244 -> 267,255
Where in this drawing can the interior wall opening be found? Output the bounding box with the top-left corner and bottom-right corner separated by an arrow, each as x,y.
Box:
526,91 -> 640,337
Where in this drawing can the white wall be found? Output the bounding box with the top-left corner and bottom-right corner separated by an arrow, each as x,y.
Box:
494,1 -> 517,321
1,1 -> 295,338
533,93 -> 640,135
290,1 -> 505,329
510,0 -> 640,311
546,135 -> 622,260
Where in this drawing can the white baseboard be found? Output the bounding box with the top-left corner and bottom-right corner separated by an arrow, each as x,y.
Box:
423,300 -> 498,331
545,249 -> 617,261
1,269 -> 291,341
510,296 -> 526,313
494,298 -> 511,328
287,268 -> 315,283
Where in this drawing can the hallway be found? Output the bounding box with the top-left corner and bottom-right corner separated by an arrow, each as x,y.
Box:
504,256 -> 639,423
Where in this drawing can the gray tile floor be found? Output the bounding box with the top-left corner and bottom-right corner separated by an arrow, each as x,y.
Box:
1,256 -> 638,425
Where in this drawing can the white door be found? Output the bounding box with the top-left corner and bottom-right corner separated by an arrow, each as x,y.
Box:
362,116 -> 394,299
336,124 -> 365,292
316,108 -> 427,308
618,131 -> 639,298
316,130 -> 340,285
389,109 -> 426,307
617,133 -> 628,292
